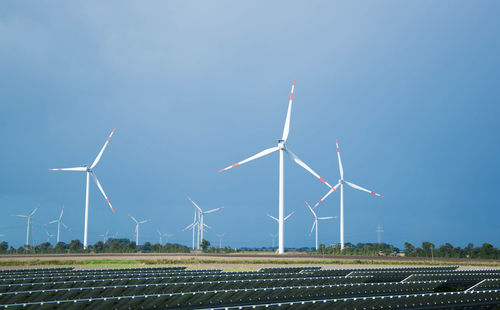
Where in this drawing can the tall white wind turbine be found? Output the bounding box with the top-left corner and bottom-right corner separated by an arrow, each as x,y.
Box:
10,206 -> 39,247
218,80 -> 335,254
182,205 -> 199,250
311,140 -> 383,249
305,201 -> 336,250
49,129 -> 116,249
45,206 -> 70,244
98,229 -> 110,243
128,215 -> 151,246
188,197 -> 225,249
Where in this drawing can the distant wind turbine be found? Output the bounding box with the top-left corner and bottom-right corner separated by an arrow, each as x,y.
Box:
11,206 -> 39,247
305,201 -> 336,250
216,233 -> 225,249
44,229 -> 56,243
268,210 -> 295,250
157,230 -> 172,245
49,129 -> 116,249
129,215 -> 151,246
98,229 -> 110,243
218,80 -> 335,254
187,197 -> 225,250
45,205 -> 70,243
311,140 -> 383,249
182,205 -> 199,250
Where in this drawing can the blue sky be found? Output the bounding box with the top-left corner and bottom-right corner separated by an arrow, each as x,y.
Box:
1,1 -> 499,249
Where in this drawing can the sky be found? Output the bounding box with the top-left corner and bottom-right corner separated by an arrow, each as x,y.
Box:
1,1 -> 499,250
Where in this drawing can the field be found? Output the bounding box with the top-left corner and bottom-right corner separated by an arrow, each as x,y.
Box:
0,261 -> 498,309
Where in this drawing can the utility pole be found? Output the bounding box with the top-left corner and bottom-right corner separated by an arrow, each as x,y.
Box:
376,224 -> 383,244
270,233 -> 278,249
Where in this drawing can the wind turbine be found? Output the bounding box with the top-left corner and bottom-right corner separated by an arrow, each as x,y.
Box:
218,80 -> 335,254
267,210 -> 295,251
157,230 -> 172,245
269,233 -> 278,249
44,229 -> 56,243
216,233 -> 225,249
98,229 -> 110,243
128,215 -> 151,246
305,201 -> 336,250
182,205 -> 199,250
45,206 -> 70,243
311,140 -> 383,250
48,129 -> 116,249
10,206 -> 39,247
188,197 -> 225,249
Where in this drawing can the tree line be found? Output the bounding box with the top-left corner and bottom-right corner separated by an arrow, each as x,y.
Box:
0,238 -> 190,254
315,242 -> 499,259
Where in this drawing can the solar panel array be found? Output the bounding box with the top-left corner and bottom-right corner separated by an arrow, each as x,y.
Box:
0,265 -> 497,309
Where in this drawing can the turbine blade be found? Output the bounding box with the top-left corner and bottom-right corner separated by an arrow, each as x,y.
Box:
10,214 -> 27,218
203,223 -> 212,229
284,210 -> 296,221
182,223 -> 194,231
29,206 -> 40,217
48,167 -> 86,172
318,216 -> 337,220
218,146 -> 279,173
61,221 -> 71,231
344,180 -> 383,197
187,197 -> 203,213
45,220 -> 58,225
128,214 -> 138,223
282,79 -> 295,141
285,148 -> 336,190
336,140 -> 344,179
91,172 -> 115,212
204,206 -> 225,214
309,221 -> 316,236
312,182 -> 341,209
267,214 -> 279,222
59,206 -> 64,221
305,201 -> 316,217
139,219 -> 151,224
91,128 -> 116,169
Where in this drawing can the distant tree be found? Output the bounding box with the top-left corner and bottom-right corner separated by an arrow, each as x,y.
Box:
93,241 -> 104,253
37,242 -> 52,252
0,242 -> 8,253
69,240 -> 83,253
200,239 -> 211,251
55,242 -> 67,253
141,242 -> 151,252
479,243 -> 495,259
422,242 -> 435,258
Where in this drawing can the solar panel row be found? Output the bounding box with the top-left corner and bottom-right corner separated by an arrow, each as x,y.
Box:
0,266 -> 497,309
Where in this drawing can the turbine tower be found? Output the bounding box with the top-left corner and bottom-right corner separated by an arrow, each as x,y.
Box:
305,201 -> 336,250
129,215 -> 151,246
45,206 -> 70,243
49,129 -> 116,249
218,80 -> 335,254
11,206 -> 39,247
182,205 -> 199,250
188,197 -> 225,250
376,224 -> 384,244
311,140 -> 383,250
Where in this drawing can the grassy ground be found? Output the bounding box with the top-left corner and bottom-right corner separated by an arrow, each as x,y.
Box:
0,257 -> 498,270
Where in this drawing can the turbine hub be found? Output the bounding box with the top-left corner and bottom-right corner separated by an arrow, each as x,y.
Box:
277,140 -> 285,149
